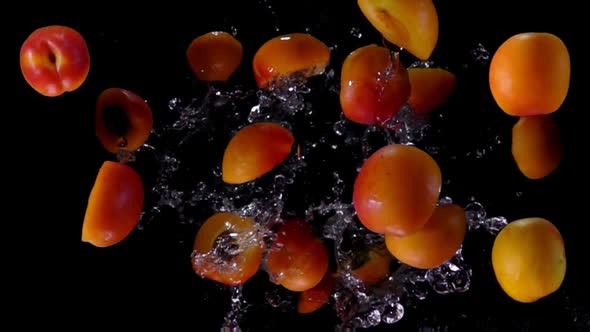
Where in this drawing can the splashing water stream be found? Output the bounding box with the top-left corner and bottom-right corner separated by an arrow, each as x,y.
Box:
125,41 -> 512,329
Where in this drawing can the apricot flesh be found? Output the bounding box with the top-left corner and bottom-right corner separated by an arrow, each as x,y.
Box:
192,212 -> 264,287
385,204 -> 466,269
20,25 -> 90,97
253,33 -> 330,88
222,122 -> 294,184
492,217 -> 566,303
489,32 -> 570,116
186,31 -> 243,82
408,67 -> 456,114
95,88 -> 153,154
340,45 -> 410,125
512,115 -> 562,180
358,0 -> 439,60
350,247 -> 392,285
82,161 -> 144,248
353,144 -> 442,236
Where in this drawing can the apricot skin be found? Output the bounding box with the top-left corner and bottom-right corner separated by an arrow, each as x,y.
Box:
353,144 -> 442,236
222,123 -> 294,184
512,115 -> 562,180
95,88 -> 153,154
492,217 -> 566,303
408,67 -> 456,114
192,212 -> 263,287
266,219 -> 329,292
385,204 -> 466,269
20,25 -> 90,97
186,31 -> 243,82
82,161 -> 144,248
489,32 -> 570,116
253,33 -> 330,88
357,0 -> 439,60
297,273 -> 336,314
340,45 -> 410,125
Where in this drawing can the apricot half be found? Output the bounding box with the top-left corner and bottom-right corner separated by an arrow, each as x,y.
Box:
340,45 -> 410,125
408,67 -> 456,114
358,0 -> 439,60
82,161 -> 144,248
253,33 -> 330,88
512,115 -> 562,180
297,273 -> 336,314
95,88 -> 153,154
385,204 -> 466,269
489,32 -> 570,116
350,247 -> 393,285
492,217 -> 566,303
186,31 -> 243,82
353,144 -> 442,236
222,122 -> 294,184
192,212 -> 264,287
266,219 -> 329,292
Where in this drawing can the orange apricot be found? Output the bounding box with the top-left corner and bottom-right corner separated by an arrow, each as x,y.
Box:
357,0 -> 439,60
192,212 -> 264,287
353,144 -> 442,236
385,204 -> 466,269
489,32 -> 570,116
512,115 -> 562,180
82,161 -> 144,248
253,33 -> 330,88
222,122 -> 294,184
186,31 -> 243,82
492,217 -> 566,303
340,45 -> 410,125
297,273 -> 336,314
350,247 -> 393,285
408,67 -> 456,114
266,219 -> 329,292
95,88 -> 153,154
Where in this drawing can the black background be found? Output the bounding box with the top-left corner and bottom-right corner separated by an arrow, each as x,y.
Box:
7,1 -> 589,331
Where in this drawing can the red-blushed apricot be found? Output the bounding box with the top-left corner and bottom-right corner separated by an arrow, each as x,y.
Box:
222,122 -> 294,184
253,33 -> 330,88
340,45 -> 410,125
492,217 -> 566,303
408,67 -> 456,114
192,212 -> 264,287
81,161 -> 144,248
489,32 -> 570,116
186,31 -> 243,82
266,219 -> 329,292
95,88 -> 153,154
353,144 -> 442,236
20,25 -> 90,97
350,247 -> 393,285
297,273 -> 336,314
357,0 -> 439,60
512,115 -> 562,180
385,204 -> 466,269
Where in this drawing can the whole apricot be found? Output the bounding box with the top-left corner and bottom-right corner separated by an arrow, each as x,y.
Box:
489,32 -> 570,116
492,217 -> 566,303
353,144 -> 442,236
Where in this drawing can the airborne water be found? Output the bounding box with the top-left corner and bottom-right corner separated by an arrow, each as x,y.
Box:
114,29 -> 518,328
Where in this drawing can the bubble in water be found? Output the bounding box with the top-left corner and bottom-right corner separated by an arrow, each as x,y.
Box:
116,149 -> 136,163
382,303 -> 404,324
425,248 -> 472,295
470,43 -> 491,65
